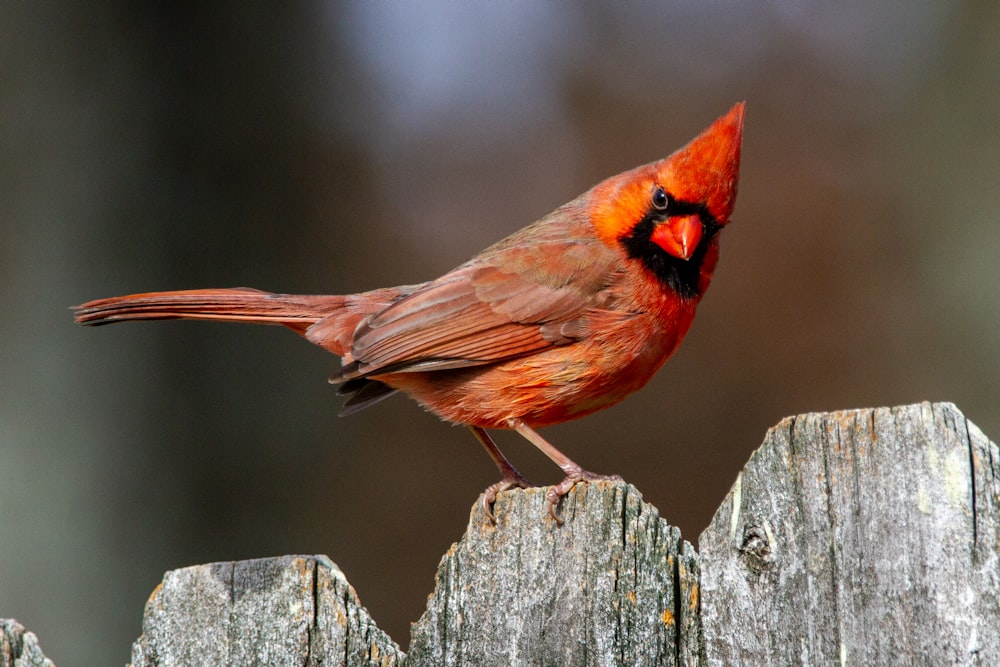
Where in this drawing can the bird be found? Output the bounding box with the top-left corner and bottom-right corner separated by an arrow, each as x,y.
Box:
74,103 -> 744,523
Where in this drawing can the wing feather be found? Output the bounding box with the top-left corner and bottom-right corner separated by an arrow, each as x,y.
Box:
325,222 -> 620,382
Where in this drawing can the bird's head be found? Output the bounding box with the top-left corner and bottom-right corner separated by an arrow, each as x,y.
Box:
590,103 -> 744,298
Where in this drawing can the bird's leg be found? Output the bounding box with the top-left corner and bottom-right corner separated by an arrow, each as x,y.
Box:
469,426 -> 533,523
507,417 -> 621,524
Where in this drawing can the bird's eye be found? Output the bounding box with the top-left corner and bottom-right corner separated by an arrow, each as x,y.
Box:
651,187 -> 669,211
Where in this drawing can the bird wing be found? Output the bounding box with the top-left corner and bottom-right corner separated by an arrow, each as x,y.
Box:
321,231 -> 619,381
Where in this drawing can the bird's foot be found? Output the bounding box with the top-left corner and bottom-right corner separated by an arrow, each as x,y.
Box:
482,471 -> 533,523
546,468 -> 622,525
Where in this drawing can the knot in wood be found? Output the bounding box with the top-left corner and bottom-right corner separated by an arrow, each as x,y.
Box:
738,523 -> 774,571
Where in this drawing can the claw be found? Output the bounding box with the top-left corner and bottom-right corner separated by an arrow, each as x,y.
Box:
481,472 -> 533,523
472,421 -> 621,524
470,426 -> 533,523
544,469 -> 622,524
505,417 -> 621,524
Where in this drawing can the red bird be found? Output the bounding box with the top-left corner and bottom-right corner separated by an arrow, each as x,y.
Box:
75,103 -> 744,522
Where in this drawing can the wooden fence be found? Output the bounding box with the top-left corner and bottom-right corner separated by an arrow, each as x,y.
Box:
4,402 -> 998,666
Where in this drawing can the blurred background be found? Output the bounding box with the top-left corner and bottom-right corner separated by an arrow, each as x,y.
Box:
2,2 -> 998,664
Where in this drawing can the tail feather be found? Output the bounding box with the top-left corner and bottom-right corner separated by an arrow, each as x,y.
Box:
73,287 -> 348,335
73,284 -> 423,359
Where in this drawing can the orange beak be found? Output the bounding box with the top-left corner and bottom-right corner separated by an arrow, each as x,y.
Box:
650,214 -> 703,260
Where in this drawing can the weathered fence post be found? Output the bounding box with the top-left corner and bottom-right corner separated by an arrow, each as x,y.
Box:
5,402 -> 998,665
698,402 -> 1000,664
1,619 -> 54,667
405,482 -> 700,666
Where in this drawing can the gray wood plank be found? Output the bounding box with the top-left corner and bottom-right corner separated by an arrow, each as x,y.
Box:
406,482 -> 698,667
699,402 -> 1000,666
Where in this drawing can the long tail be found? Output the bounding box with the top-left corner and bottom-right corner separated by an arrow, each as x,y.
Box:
74,285 -> 419,411
73,285 -> 420,357
72,287 -> 346,333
